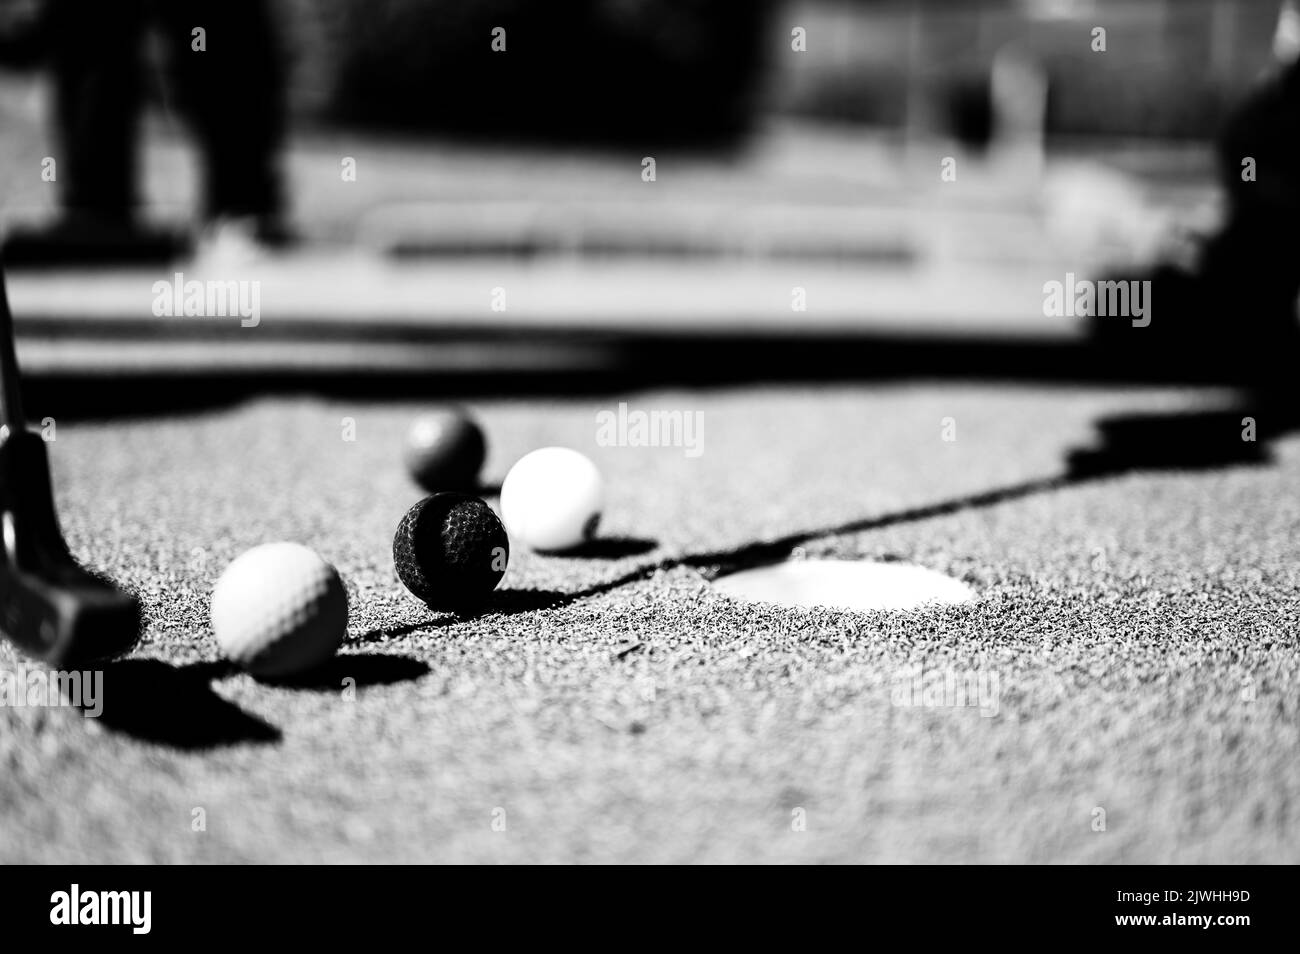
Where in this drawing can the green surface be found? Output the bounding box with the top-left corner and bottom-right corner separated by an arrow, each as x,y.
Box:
2,382 -> 1298,863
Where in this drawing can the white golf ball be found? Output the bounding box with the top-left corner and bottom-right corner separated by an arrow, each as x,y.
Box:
500,447 -> 603,552
211,542 -> 348,678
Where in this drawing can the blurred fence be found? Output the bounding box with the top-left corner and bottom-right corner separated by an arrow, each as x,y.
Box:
771,0 -> 1287,140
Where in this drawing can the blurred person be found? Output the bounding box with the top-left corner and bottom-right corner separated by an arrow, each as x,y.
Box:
0,1 -> 42,67
1090,1 -> 1300,407
0,0 -> 287,263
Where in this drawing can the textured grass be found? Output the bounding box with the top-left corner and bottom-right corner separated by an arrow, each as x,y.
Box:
1,382 -> 1298,863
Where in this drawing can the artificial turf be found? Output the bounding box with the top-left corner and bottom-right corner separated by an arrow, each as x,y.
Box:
2,382 -> 1297,863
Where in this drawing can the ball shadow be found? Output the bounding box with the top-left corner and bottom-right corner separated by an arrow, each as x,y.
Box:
549,536 -> 658,559
406,480 -> 502,497
480,588 -> 573,614
252,653 -> 431,690
356,588 -> 573,641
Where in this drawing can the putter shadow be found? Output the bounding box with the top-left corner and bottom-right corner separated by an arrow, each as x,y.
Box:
247,652 -> 430,690
90,658 -> 280,749
551,536 -> 658,559
89,651 -> 431,746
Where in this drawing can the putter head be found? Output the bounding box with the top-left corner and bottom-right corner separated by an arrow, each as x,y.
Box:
0,428 -> 141,665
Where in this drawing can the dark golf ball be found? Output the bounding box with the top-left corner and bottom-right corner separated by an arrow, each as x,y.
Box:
393,493 -> 508,612
404,411 -> 486,492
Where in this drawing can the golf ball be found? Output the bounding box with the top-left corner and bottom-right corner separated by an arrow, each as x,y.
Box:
393,493 -> 509,612
500,447 -> 603,552
404,410 -> 486,493
211,542 -> 348,678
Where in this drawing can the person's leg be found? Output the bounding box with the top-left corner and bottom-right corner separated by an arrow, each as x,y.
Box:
0,0 -> 52,69
154,0 -> 286,228
48,0 -> 146,223
0,0 -> 188,264
1090,49 -> 1300,393
1200,56 -> 1300,401
1208,57 -> 1300,319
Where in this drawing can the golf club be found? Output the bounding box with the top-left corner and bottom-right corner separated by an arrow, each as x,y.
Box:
0,258 -> 141,665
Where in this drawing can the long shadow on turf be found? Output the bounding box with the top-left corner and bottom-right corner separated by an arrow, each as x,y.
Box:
357,475 -> 1078,639
362,399 -> 1298,637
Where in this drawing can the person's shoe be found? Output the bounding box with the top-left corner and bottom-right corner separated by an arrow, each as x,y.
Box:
1,215 -> 190,267
194,215 -> 296,268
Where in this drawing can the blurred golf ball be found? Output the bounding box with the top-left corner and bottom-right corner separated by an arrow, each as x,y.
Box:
500,447 -> 603,552
404,410 -> 486,492
211,542 -> 348,678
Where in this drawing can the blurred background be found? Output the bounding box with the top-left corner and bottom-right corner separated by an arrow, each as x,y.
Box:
279,0 -> 1284,141
0,0 -> 1293,399
5,1 -> 1299,871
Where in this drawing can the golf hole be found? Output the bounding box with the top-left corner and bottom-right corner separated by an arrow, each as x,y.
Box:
710,559 -> 975,612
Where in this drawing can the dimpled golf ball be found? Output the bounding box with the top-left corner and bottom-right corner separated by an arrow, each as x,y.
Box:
500,447 -> 603,552
404,410 -> 486,493
210,542 -> 348,678
393,493 -> 509,611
